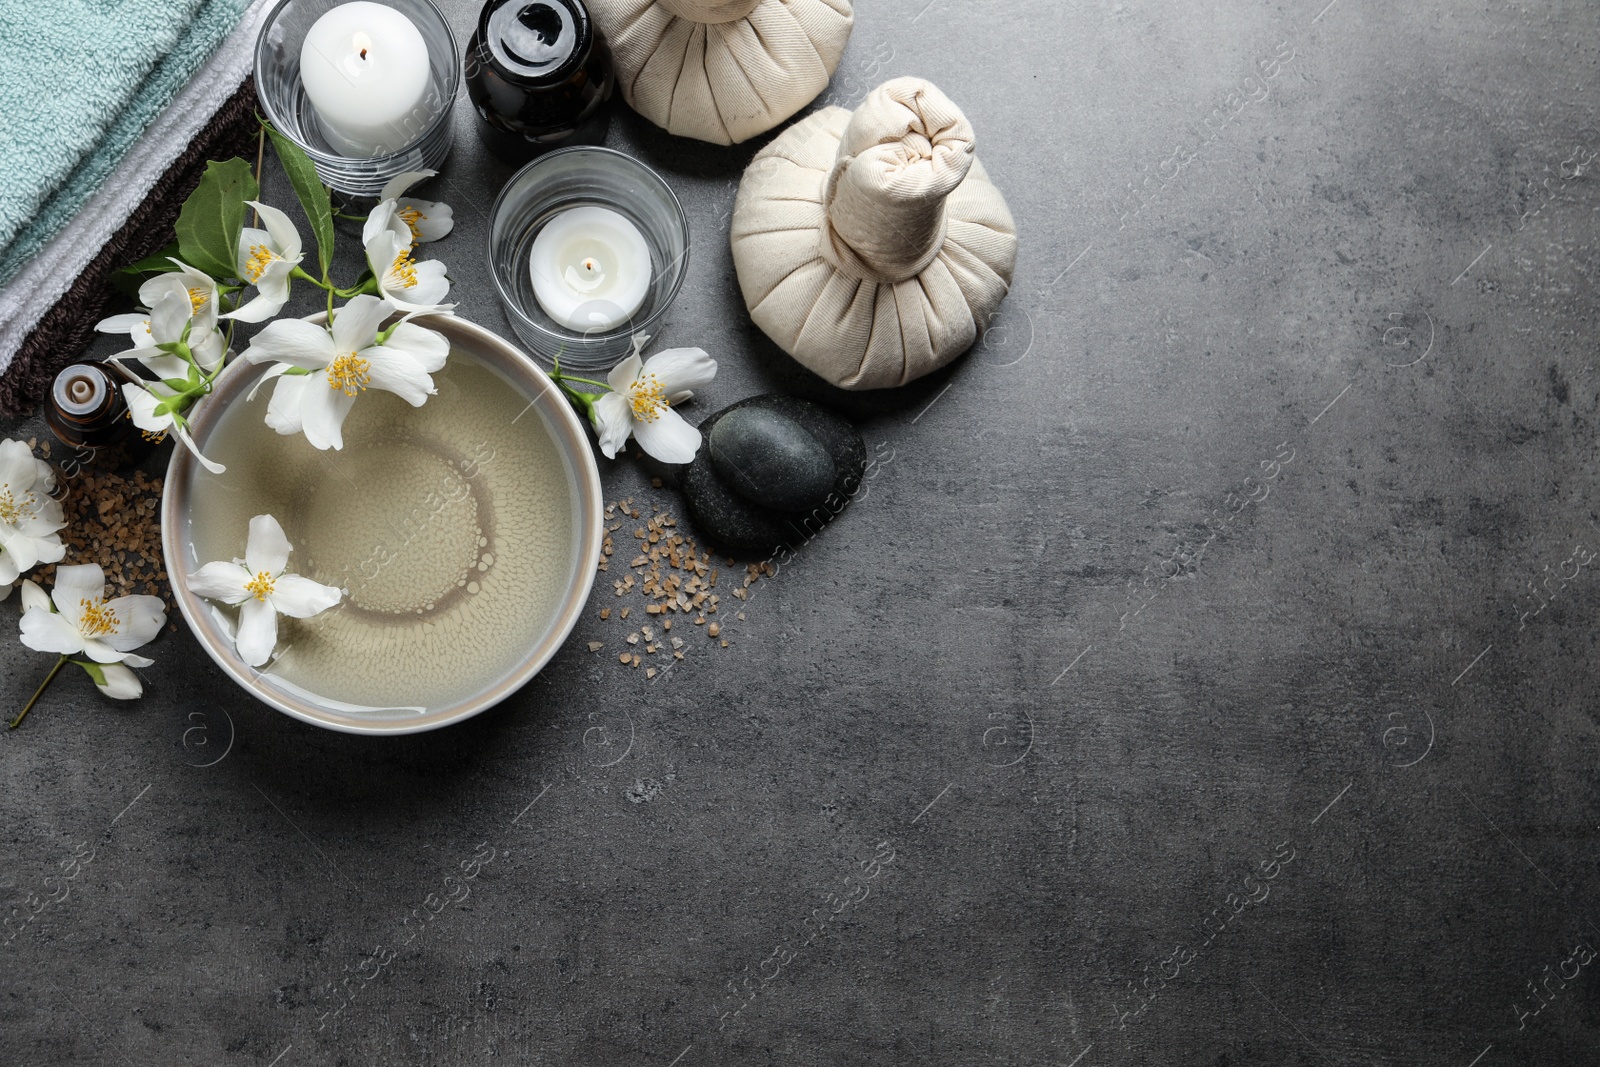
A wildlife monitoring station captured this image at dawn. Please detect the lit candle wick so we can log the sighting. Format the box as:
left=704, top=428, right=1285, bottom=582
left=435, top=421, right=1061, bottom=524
left=529, top=206, right=651, bottom=330
left=563, top=254, right=607, bottom=294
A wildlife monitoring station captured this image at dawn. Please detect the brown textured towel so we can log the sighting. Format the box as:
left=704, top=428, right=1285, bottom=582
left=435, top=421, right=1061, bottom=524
left=0, top=78, right=261, bottom=417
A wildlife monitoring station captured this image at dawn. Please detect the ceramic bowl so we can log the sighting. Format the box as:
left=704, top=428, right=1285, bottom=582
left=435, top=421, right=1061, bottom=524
left=161, top=315, right=602, bottom=735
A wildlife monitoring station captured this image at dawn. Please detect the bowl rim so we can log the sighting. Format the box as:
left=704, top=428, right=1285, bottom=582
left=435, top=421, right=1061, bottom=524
left=159, top=313, right=604, bottom=735
left=485, top=145, right=691, bottom=357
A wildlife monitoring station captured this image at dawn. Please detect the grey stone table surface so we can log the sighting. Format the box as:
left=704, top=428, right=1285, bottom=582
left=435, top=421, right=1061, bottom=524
left=6, top=0, right=1600, bottom=1064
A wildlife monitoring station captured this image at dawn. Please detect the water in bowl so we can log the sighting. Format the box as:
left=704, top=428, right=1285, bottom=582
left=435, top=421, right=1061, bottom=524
left=185, top=353, right=579, bottom=714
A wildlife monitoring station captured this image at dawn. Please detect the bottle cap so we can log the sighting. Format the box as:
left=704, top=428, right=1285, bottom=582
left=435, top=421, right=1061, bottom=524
left=52, top=364, right=114, bottom=419
left=482, top=0, right=593, bottom=86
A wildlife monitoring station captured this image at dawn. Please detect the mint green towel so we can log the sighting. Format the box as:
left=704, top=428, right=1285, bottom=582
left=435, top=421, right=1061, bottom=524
left=0, top=0, right=252, bottom=287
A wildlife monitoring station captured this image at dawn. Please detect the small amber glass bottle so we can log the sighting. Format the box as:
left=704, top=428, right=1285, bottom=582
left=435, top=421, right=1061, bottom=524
left=45, top=363, right=146, bottom=469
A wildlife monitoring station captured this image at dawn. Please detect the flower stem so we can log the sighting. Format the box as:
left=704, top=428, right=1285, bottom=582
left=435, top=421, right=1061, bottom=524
left=291, top=265, right=333, bottom=289
left=10, top=655, right=67, bottom=729
left=251, top=127, right=266, bottom=229
left=557, top=374, right=612, bottom=390
left=555, top=382, right=598, bottom=421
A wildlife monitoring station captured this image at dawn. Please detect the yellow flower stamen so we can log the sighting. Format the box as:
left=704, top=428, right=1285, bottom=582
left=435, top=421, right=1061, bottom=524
left=326, top=352, right=372, bottom=397
left=188, top=287, right=210, bottom=315
left=126, top=406, right=168, bottom=442
left=243, top=244, right=277, bottom=283
left=398, top=205, right=426, bottom=242
left=78, top=598, right=119, bottom=639
left=628, top=373, right=668, bottom=423
left=389, top=248, right=419, bottom=288
left=0, top=486, right=37, bottom=524
left=244, top=570, right=276, bottom=602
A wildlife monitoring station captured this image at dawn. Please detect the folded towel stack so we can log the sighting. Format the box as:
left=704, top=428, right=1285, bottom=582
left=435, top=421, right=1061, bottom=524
left=0, top=0, right=266, bottom=411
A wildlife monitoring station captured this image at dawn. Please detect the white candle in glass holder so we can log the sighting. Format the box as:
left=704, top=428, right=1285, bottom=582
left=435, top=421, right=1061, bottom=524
left=528, top=206, right=652, bottom=333
left=300, top=2, right=431, bottom=158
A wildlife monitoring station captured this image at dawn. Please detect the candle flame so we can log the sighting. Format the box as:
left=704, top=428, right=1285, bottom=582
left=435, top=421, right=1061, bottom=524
left=563, top=256, right=607, bottom=294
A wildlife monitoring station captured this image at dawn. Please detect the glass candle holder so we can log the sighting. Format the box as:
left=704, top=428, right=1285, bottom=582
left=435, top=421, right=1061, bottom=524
left=488, top=146, right=689, bottom=370
left=256, top=0, right=460, bottom=197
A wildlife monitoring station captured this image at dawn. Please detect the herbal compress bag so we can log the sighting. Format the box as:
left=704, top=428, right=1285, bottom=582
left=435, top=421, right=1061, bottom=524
left=586, top=0, right=853, bottom=145
left=730, top=77, right=1017, bottom=389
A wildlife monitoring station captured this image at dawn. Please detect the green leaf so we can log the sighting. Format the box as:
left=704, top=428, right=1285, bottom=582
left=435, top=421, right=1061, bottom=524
left=175, top=158, right=258, bottom=281
left=153, top=395, right=188, bottom=419
left=110, top=245, right=184, bottom=297
left=72, top=660, right=107, bottom=687
left=262, top=120, right=334, bottom=278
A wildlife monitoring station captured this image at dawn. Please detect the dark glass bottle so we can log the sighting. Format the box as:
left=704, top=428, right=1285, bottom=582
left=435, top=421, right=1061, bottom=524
left=466, top=0, right=615, bottom=163
left=45, top=362, right=146, bottom=469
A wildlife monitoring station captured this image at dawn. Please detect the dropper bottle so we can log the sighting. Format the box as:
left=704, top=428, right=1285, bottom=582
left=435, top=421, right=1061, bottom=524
left=45, top=362, right=146, bottom=469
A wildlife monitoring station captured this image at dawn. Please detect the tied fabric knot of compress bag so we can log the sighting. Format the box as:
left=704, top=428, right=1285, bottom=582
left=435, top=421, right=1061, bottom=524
left=730, top=76, right=1018, bottom=390
left=587, top=0, right=853, bottom=146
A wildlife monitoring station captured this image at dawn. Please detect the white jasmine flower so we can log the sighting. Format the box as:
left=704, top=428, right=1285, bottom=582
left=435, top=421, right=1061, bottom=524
left=591, top=337, right=717, bottom=463
left=191, top=328, right=228, bottom=375
left=123, top=380, right=181, bottom=435
left=94, top=310, right=154, bottom=349
left=137, top=260, right=220, bottom=336
left=378, top=171, right=454, bottom=243
left=363, top=202, right=451, bottom=312
left=10, top=575, right=154, bottom=725
left=77, top=661, right=143, bottom=700
left=100, top=290, right=225, bottom=383
left=19, top=577, right=48, bottom=613
left=365, top=194, right=413, bottom=247
left=226, top=201, right=304, bottom=323
left=19, top=563, right=165, bottom=668
left=122, top=380, right=225, bottom=474
left=186, top=514, right=342, bottom=667
left=0, top=440, right=66, bottom=589
left=242, top=295, right=448, bottom=450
